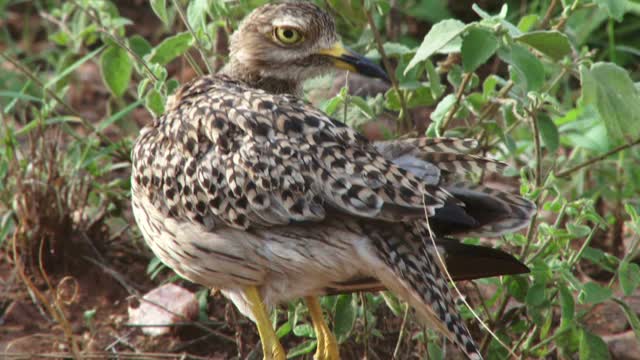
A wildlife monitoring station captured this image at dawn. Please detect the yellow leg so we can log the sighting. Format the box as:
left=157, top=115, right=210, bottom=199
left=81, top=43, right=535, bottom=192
left=244, top=287, right=286, bottom=360
left=305, top=296, right=340, bottom=360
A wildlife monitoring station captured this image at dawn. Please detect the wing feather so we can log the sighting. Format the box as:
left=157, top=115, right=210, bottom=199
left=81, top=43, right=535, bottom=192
left=149, top=75, right=448, bottom=229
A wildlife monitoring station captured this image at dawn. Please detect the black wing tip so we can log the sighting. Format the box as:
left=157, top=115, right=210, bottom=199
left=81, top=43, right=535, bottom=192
left=441, top=240, right=530, bottom=281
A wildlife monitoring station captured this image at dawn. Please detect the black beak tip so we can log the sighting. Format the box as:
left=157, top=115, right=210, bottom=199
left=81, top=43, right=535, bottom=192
left=365, top=64, right=391, bottom=84
left=341, top=53, right=391, bottom=84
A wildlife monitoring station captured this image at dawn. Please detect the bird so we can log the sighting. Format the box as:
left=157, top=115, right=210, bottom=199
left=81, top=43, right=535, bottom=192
left=131, top=2, right=535, bottom=360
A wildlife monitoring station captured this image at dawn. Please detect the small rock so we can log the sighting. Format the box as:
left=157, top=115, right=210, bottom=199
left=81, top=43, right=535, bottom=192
left=128, top=283, right=198, bottom=336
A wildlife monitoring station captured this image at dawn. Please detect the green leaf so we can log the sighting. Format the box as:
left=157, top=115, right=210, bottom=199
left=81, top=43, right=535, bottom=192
left=408, top=87, right=436, bottom=107
left=614, top=299, right=640, bottom=343
left=595, top=0, right=627, bottom=21
left=580, top=62, right=640, bottom=141
left=579, top=282, right=613, bottom=304
left=150, top=0, right=169, bottom=25
left=515, top=31, right=572, bottom=61
left=525, top=282, right=546, bottom=307
left=506, top=276, right=529, bottom=302
left=559, top=286, right=575, bottom=328
left=366, top=42, right=413, bottom=59
left=461, top=27, right=498, bottom=73
left=323, top=96, right=344, bottom=115
left=498, top=44, right=545, bottom=92
left=582, top=246, right=619, bottom=272
left=350, top=96, right=374, bottom=118
left=517, top=14, right=539, bottom=32
left=405, top=19, right=467, bottom=74
left=567, top=223, right=591, bottom=238
left=427, top=341, right=444, bottom=360
left=537, top=114, right=559, bottom=152
left=381, top=291, right=404, bottom=317
left=145, top=89, right=165, bottom=117
left=100, top=45, right=132, bottom=97
left=187, top=0, right=208, bottom=31
left=148, top=32, right=194, bottom=65
left=333, top=294, right=356, bottom=342
left=579, top=329, right=611, bottom=360
left=293, top=323, right=315, bottom=338
left=286, top=340, right=317, bottom=358
left=425, top=60, right=443, bottom=98
left=430, top=94, right=456, bottom=133
left=619, top=262, right=640, bottom=296
left=129, top=35, right=152, bottom=58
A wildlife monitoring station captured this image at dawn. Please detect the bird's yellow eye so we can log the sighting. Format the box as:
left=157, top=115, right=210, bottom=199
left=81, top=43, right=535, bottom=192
left=274, top=27, right=303, bottom=45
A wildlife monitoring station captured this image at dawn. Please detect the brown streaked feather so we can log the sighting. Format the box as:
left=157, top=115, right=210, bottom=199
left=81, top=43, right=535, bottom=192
left=133, top=75, right=454, bottom=232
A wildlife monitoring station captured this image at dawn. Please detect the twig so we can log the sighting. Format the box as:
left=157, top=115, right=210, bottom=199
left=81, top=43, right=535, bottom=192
left=70, top=0, right=160, bottom=84
left=11, top=231, right=82, bottom=360
left=362, top=2, right=413, bottom=133
left=361, top=292, right=369, bottom=359
left=392, top=305, right=409, bottom=359
left=440, top=72, right=473, bottom=133
left=555, top=136, right=640, bottom=178
left=171, top=0, right=213, bottom=75
left=529, top=109, right=543, bottom=188
left=538, top=0, right=559, bottom=30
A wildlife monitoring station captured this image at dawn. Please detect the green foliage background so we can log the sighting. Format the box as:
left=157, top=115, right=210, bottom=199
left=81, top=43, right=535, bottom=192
left=2, top=0, right=640, bottom=359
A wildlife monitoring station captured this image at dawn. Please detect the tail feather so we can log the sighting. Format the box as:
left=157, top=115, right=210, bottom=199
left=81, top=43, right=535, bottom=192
left=436, top=183, right=536, bottom=237
left=360, top=222, right=484, bottom=360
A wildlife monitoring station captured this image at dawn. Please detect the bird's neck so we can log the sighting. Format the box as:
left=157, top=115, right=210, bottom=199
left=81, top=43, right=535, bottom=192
left=220, top=61, right=303, bottom=96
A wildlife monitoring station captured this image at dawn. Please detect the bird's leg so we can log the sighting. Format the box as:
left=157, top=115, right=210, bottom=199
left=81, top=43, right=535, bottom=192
left=244, top=286, right=286, bottom=360
left=305, top=296, right=340, bottom=360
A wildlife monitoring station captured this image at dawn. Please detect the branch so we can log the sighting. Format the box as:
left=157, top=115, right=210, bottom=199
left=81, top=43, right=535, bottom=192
left=555, top=136, right=640, bottom=178
left=440, top=72, right=472, bottom=133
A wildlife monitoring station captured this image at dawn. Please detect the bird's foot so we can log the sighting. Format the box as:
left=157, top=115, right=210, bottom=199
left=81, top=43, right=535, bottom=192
left=314, top=329, right=340, bottom=360
left=263, top=342, right=286, bottom=360
left=243, top=286, right=286, bottom=360
left=305, top=296, right=340, bottom=360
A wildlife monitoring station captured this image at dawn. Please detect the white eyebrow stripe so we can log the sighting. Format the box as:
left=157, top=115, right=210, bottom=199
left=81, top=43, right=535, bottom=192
left=272, top=15, right=307, bottom=29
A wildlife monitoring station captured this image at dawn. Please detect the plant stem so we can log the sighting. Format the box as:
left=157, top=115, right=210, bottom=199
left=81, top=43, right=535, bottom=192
left=555, top=136, right=640, bottom=178
left=392, top=305, right=409, bottom=359
left=440, top=72, right=472, bottom=134
left=172, top=0, right=213, bottom=74
left=538, top=0, right=559, bottom=30
left=71, top=0, right=159, bottom=84
left=363, top=2, right=412, bottom=133
left=529, top=109, right=543, bottom=188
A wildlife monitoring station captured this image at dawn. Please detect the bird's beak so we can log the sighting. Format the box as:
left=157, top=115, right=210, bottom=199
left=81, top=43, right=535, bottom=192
left=317, top=42, right=390, bottom=83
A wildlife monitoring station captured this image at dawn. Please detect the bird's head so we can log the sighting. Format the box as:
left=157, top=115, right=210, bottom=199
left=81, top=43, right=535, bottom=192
left=226, top=1, right=389, bottom=94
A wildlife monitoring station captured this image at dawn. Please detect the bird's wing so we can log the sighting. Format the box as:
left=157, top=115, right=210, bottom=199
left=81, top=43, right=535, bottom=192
left=374, top=138, right=536, bottom=236
left=154, top=75, right=452, bottom=229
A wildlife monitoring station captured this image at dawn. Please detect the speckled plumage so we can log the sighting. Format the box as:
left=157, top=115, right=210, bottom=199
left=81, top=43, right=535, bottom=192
left=131, top=3, right=535, bottom=359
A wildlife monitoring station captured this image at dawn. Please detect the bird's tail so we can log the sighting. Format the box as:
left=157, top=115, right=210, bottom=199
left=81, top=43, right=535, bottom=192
left=361, top=222, right=483, bottom=360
